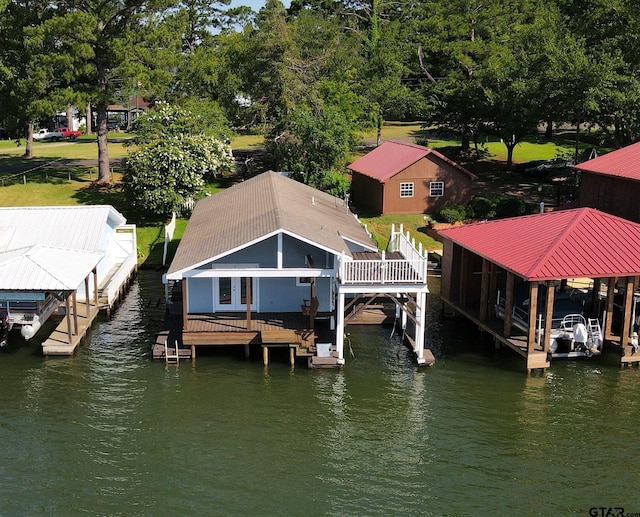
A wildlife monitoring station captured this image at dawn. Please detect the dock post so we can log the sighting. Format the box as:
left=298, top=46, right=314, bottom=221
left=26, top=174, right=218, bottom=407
left=289, top=347, right=295, bottom=367
left=245, top=344, right=250, bottom=359
left=263, top=346, right=269, bottom=366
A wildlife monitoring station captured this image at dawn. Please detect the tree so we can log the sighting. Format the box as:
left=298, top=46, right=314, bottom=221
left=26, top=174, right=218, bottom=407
left=33, top=0, right=178, bottom=184
left=123, top=103, right=234, bottom=217
left=0, top=0, right=78, bottom=155
left=267, top=98, right=359, bottom=189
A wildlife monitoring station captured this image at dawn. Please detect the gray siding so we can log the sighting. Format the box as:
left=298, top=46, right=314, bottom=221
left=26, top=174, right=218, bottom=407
left=258, top=276, right=332, bottom=312
left=188, top=277, right=214, bottom=313
left=282, top=234, right=332, bottom=268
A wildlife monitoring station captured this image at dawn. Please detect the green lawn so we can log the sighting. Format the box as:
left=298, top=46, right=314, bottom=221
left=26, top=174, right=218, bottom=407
left=359, top=213, right=440, bottom=253
left=0, top=122, right=599, bottom=263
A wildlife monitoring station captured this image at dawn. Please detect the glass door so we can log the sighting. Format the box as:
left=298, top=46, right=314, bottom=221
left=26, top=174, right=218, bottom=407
left=216, top=277, right=256, bottom=310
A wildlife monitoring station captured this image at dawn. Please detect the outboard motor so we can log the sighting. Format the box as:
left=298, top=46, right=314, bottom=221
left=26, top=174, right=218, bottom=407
left=573, top=323, right=590, bottom=355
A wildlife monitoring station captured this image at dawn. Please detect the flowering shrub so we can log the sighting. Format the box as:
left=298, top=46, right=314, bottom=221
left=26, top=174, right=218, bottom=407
left=124, top=134, right=233, bottom=217
left=123, top=103, right=233, bottom=217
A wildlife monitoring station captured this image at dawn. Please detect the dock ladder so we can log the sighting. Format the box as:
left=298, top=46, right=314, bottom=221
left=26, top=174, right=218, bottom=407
left=164, top=339, right=180, bottom=364
left=587, top=318, right=603, bottom=347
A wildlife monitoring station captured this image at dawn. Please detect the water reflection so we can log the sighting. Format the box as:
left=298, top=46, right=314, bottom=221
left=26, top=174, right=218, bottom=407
left=0, top=272, right=639, bottom=515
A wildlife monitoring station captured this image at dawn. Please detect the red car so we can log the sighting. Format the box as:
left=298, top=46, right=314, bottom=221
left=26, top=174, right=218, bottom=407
left=57, top=127, right=82, bottom=140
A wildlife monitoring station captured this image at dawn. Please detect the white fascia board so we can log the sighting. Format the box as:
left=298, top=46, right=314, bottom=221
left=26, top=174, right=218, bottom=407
left=184, top=268, right=328, bottom=279
left=340, top=235, right=378, bottom=252
left=166, top=230, right=283, bottom=280
left=279, top=229, right=349, bottom=258
left=338, top=284, right=429, bottom=295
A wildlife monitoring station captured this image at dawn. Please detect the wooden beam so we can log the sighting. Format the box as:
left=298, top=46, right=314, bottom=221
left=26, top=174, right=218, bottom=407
left=621, top=276, right=635, bottom=347
left=590, top=278, right=600, bottom=315
left=458, top=248, right=467, bottom=306
left=65, top=296, right=72, bottom=344
left=489, top=263, right=498, bottom=310
left=93, top=267, right=98, bottom=307
left=84, top=276, right=91, bottom=318
left=479, top=258, right=490, bottom=321
left=72, top=291, right=79, bottom=336
left=246, top=277, right=252, bottom=331
left=543, top=281, right=556, bottom=353
left=503, top=272, right=515, bottom=337
left=526, top=282, right=539, bottom=354
left=605, top=277, right=616, bottom=339
left=182, top=281, right=188, bottom=331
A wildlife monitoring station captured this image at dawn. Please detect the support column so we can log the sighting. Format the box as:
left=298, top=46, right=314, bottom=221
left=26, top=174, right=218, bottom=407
left=543, top=281, right=556, bottom=353
left=489, top=263, right=498, bottom=313
left=262, top=346, right=269, bottom=366
left=479, top=258, right=490, bottom=321
left=621, top=276, right=634, bottom=347
left=289, top=347, right=295, bottom=367
left=458, top=248, right=468, bottom=307
left=93, top=267, right=98, bottom=307
left=590, top=278, right=600, bottom=316
left=65, top=296, right=72, bottom=344
left=415, top=291, right=427, bottom=363
left=182, top=280, right=188, bottom=330
left=503, top=272, right=515, bottom=337
left=526, top=282, right=539, bottom=354
left=336, top=291, right=345, bottom=364
left=605, top=277, right=616, bottom=340
left=246, top=277, right=252, bottom=331
left=72, top=291, right=79, bottom=336
left=84, top=276, right=91, bottom=318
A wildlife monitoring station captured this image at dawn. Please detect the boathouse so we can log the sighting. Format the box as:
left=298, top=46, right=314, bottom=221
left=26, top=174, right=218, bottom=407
left=439, top=207, right=640, bottom=372
left=576, top=141, right=640, bottom=223
left=348, top=140, right=477, bottom=215
left=0, top=206, right=137, bottom=354
left=162, top=171, right=432, bottom=367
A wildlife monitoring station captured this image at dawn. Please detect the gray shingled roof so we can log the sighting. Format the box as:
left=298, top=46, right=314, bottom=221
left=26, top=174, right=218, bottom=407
left=167, top=171, right=375, bottom=276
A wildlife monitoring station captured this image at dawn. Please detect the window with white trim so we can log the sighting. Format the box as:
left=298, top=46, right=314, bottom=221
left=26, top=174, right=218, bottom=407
left=429, top=181, right=445, bottom=197
left=400, top=182, right=414, bottom=198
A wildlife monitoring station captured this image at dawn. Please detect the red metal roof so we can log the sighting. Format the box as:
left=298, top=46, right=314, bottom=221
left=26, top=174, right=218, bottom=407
left=438, top=207, right=640, bottom=280
left=575, top=141, right=640, bottom=181
left=347, top=140, right=477, bottom=182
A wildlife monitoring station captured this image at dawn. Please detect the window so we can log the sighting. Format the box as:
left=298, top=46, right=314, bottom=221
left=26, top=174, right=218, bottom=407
left=400, top=182, right=414, bottom=198
left=429, top=181, right=445, bottom=197
left=297, top=277, right=312, bottom=286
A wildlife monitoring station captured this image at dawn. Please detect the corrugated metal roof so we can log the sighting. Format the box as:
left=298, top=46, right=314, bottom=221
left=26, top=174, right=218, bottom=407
left=438, top=207, right=640, bottom=280
left=0, top=205, right=125, bottom=252
left=0, top=245, right=103, bottom=290
left=168, top=171, right=376, bottom=276
left=347, top=140, right=477, bottom=182
left=575, top=141, right=640, bottom=181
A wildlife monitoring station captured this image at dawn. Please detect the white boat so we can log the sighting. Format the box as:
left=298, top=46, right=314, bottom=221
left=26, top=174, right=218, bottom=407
left=0, top=293, right=60, bottom=343
left=547, top=314, right=603, bottom=358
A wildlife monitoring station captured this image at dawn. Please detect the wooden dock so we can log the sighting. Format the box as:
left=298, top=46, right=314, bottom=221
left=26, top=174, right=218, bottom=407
left=41, top=262, right=137, bottom=356
left=42, top=302, right=100, bottom=355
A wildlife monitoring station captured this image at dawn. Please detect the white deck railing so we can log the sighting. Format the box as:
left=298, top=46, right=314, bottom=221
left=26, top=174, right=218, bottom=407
left=339, top=224, right=428, bottom=285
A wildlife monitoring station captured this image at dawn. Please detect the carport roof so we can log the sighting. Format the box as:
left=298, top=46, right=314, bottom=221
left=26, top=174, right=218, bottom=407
left=438, top=207, right=640, bottom=281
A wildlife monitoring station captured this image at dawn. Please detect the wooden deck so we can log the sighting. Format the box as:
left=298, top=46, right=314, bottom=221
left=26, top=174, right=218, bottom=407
left=41, top=302, right=100, bottom=356
left=182, top=313, right=318, bottom=348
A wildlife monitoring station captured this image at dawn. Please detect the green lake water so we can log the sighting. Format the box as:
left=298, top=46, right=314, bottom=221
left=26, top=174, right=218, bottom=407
left=0, top=270, right=639, bottom=516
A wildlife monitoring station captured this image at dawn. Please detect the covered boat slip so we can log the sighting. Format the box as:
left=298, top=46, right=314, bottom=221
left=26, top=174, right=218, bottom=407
left=439, top=208, right=640, bottom=372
